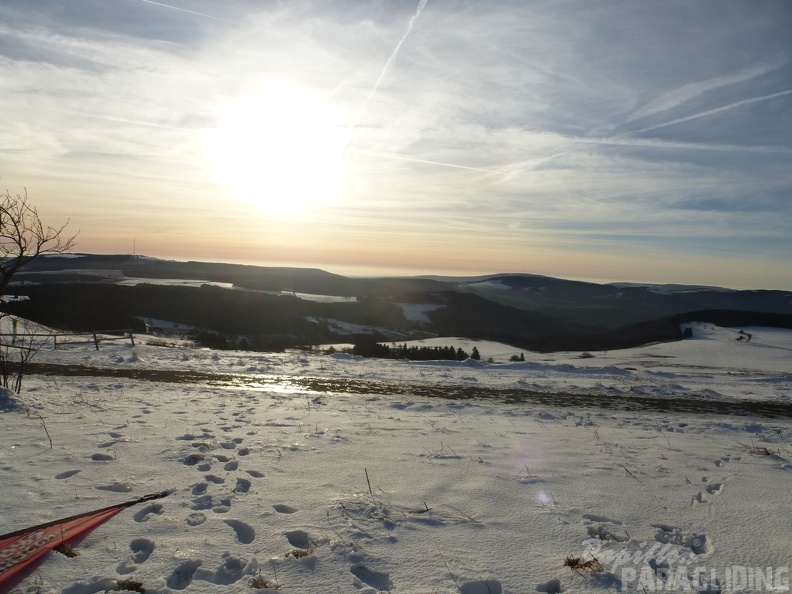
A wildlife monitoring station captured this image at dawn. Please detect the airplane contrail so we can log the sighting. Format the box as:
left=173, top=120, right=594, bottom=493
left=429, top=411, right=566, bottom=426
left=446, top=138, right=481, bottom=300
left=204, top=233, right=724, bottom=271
left=135, top=0, right=240, bottom=24
left=356, top=0, right=429, bottom=120
left=634, top=89, right=792, bottom=134
left=54, top=108, right=188, bottom=130
left=348, top=147, right=494, bottom=173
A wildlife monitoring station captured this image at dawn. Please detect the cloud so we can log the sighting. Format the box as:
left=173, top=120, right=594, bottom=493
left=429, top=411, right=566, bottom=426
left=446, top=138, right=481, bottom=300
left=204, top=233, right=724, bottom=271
left=134, top=0, right=241, bottom=25
left=632, top=89, right=792, bottom=134
left=626, top=61, right=787, bottom=124
left=1, top=0, right=790, bottom=288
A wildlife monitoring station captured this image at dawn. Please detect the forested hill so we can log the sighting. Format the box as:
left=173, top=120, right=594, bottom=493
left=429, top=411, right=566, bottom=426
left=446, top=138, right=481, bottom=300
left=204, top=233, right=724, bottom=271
left=4, top=254, right=791, bottom=352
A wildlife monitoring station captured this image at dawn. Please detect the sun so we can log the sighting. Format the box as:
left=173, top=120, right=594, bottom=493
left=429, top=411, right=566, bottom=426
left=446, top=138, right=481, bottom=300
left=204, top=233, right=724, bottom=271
left=207, top=84, right=349, bottom=216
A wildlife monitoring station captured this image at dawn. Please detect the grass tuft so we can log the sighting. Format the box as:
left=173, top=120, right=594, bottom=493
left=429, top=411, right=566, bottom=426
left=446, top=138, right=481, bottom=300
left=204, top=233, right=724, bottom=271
left=53, top=543, right=79, bottom=557
left=565, top=554, right=603, bottom=579
left=285, top=548, right=314, bottom=559
left=250, top=571, right=280, bottom=589
left=116, top=579, right=145, bottom=593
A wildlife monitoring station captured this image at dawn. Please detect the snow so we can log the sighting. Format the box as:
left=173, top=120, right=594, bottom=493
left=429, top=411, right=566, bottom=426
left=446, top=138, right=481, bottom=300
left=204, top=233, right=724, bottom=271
left=305, top=317, right=411, bottom=341
left=609, top=282, right=733, bottom=295
left=396, top=304, right=444, bottom=324
left=118, top=279, right=235, bottom=290
left=137, top=318, right=198, bottom=333
left=240, top=291, right=356, bottom=304
left=465, top=279, right=513, bottom=291
left=1, top=321, right=791, bottom=593
left=288, top=293, right=355, bottom=304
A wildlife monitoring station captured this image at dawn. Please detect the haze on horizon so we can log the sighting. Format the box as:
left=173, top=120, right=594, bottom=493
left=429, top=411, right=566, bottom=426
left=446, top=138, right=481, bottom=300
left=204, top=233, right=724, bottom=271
left=1, top=1, right=790, bottom=290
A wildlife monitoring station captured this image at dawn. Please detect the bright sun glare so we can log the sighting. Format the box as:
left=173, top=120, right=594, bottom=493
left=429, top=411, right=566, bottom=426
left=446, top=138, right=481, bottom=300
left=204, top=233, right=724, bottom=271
left=208, top=85, right=349, bottom=216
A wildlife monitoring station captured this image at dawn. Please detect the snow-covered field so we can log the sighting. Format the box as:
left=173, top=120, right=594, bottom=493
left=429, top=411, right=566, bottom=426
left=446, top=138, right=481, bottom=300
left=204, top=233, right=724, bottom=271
left=1, top=323, right=791, bottom=593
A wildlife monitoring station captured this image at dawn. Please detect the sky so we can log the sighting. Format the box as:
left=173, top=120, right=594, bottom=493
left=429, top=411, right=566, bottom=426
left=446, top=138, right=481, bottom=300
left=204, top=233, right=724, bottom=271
left=1, top=0, right=791, bottom=290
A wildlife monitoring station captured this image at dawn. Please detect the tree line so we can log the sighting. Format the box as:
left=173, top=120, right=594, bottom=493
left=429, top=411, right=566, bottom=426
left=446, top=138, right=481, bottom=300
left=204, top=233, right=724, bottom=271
left=351, top=340, right=481, bottom=361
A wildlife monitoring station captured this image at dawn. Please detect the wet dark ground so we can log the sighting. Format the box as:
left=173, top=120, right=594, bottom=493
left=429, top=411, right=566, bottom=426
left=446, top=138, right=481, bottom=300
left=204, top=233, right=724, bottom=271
left=26, top=362, right=792, bottom=419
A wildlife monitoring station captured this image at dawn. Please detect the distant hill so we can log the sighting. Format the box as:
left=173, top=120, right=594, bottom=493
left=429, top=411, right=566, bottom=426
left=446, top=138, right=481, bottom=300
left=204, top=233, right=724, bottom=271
left=457, top=274, right=792, bottom=327
left=4, top=254, right=791, bottom=352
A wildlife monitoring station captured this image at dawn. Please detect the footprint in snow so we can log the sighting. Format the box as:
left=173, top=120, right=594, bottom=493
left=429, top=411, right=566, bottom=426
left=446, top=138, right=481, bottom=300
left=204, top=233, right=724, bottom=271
left=224, top=460, right=238, bottom=471
left=459, top=579, right=502, bottom=594
left=167, top=560, right=202, bottom=590
left=182, top=453, right=204, bottom=466
left=191, top=482, right=208, bottom=495
left=212, top=496, right=233, bottom=513
left=91, top=453, right=114, bottom=461
left=234, top=478, right=251, bottom=493
left=133, top=503, right=163, bottom=523
left=206, top=474, right=225, bottom=484
left=196, top=556, right=251, bottom=586
left=55, top=469, right=81, bottom=479
left=693, top=480, right=725, bottom=505
left=536, top=578, right=562, bottom=594
left=190, top=495, right=214, bottom=511
left=350, top=565, right=394, bottom=592
left=225, top=519, right=255, bottom=544
left=186, top=512, right=206, bottom=526
left=246, top=469, right=265, bottom=478
left=129, top=538, right=154, bottom=563
left=273, top=504, right=297, bottom=514
left=705, top=482, right=724, bottom=495
left=284, top=529, right=312, bottom=549
left=687, top=533, right=711, bottom=555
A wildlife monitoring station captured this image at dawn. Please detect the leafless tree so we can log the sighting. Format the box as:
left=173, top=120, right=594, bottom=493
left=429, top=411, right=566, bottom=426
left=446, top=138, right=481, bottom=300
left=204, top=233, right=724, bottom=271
left=1, top=188, right=77, bottom=295
left=0, top=317, right=51, bottom=394
left=0, top=188, right=77, bottom=393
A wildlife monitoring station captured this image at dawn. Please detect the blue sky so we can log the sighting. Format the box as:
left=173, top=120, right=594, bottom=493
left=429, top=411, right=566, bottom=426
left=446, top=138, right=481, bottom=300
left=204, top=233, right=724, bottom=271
left=1, top=0, right=790, bottom=288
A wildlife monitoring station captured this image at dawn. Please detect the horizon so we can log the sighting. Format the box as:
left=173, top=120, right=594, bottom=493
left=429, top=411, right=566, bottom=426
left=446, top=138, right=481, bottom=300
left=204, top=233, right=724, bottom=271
left=49, top=251, right=784, bottom=292
left=2, top=1, right=791, bottom=291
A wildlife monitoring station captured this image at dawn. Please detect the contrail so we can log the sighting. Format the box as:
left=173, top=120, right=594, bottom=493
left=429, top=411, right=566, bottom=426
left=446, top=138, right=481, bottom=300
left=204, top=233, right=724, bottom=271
left=348, top=146, right=494, bottom=173
left=54, top=108, right=188, bottom=130
left=626, top=60, right=784, bottom=124
left=635, top=89, right=792, bottom=134
left=344, top=0, right=429, bottom=160
left=135, top=0, right=240, bottom=24
left=356, top=0, right=429, bottom=119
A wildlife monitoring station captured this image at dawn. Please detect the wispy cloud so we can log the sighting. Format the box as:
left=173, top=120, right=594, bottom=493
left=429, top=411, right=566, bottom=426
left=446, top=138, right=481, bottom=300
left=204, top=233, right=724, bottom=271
left=626, top=61, right=786, bottom=123
left=134, top=0, right=241, bottom=24
left=348, top=147, right=493, bottom=173
left=1, top=0, right=790, bottom=288
left=634, top=89, right=792, bottom=134
left=356, top=0, right=429, bottom=118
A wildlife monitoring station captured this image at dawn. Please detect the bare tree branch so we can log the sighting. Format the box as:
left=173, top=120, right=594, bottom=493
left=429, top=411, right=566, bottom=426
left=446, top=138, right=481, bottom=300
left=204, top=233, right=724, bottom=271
left=0, top=189, right=78, bottom=295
